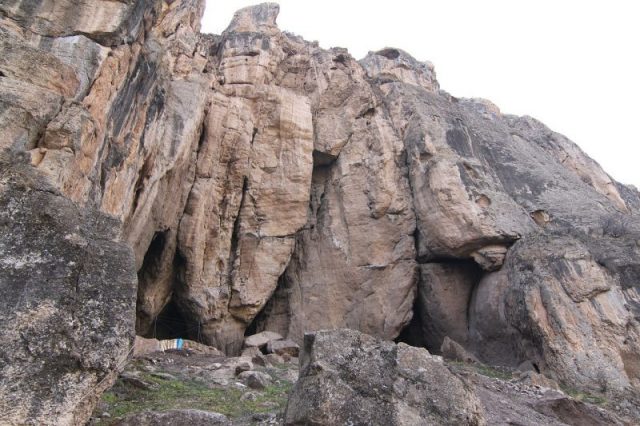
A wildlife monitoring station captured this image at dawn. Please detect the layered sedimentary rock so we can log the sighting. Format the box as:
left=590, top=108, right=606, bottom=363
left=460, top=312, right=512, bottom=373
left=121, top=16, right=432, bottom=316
left=2, top=0, right=640, bottom=422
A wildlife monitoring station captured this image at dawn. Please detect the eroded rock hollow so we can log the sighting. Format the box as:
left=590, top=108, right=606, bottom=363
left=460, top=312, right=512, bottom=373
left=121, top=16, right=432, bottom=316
left=2, top=0, right=640, bottom=424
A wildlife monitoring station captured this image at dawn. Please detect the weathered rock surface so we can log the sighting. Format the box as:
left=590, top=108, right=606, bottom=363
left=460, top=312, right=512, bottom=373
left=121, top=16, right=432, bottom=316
left=418, top=261, right=480, bottom=351
left=364, top=48, right=640, bottom=398
left=96, top=332, right=637, bottom=425
left=285, top=329, right=485, bottom=425
left=0, top=156, right=137, bottom=425
left=267, top=339, right=299, bottom=357
left=243, top=331, right=283, bottom=349
left=469, top=233, right=640, bottom=394
left=115, top=409, right=229, bottom=426
left=3, top=0, right=640, bottom=421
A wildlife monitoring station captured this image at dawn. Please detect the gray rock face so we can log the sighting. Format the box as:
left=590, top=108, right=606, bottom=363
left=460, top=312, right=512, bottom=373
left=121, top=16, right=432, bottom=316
left=469, top=233, right=640, bottom=394
left=364, top=58, right=640, bottom=395
left=284, top=329, right=485, bottom=425
left=0, top=156, right=137, bottom=425
left=0, top=0, right=156, bottom=46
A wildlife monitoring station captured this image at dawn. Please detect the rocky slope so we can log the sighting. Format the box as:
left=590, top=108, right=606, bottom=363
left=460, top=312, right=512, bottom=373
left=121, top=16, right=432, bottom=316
left=92, top=330, right=636, bottom=425
left=1, top=0, right=640, bottom=424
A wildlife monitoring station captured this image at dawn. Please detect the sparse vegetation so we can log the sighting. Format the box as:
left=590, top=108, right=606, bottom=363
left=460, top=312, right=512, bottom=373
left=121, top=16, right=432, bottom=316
left=95, top=371, right=293, bottom=424
left=601, top=213, right=631, bottom=238
left=560, top=386, right=608, bottom=406
left=447, top=360, right=514, bottom=380
left=474, top=364, right=514, bottom=380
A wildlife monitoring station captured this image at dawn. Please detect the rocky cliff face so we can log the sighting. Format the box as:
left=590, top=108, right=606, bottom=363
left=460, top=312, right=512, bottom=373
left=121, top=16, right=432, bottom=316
left=2, top=0, right=640, bottom=424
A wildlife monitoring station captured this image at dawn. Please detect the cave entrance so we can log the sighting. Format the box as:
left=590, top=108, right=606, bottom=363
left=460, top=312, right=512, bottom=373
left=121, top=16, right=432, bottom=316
left=245, top=273, right=291, bottom=339
left=135, top=230, right=200, bottom=342
left=395, top=258, right=485, bottom=356
left=149, top=298, right=198, bottom=341
left=394, top=296, right=427, bottom=348
left=137, top=230, right=168, bottom=286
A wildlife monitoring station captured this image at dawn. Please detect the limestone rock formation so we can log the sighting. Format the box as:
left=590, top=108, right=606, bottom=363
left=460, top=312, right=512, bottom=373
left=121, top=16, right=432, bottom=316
left=2, top=0, right=640, bottom=422
left=284, top=329, right=485, bottom=425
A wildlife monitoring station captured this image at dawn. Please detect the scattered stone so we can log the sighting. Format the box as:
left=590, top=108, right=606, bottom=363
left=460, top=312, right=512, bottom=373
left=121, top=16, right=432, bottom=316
left=252, top=354, right=268, bottom=367
left=244, top=331, right=283, bottom=350
left=252, top=412, right=277, bottom=422
left=517, top=371, right=561, bottom=391
left=266, top=339, right=300, bottom=357
left=241, top=346, right=262, bottom=358
left=115, top=409, right=229, bottom=425
left=265, top=353, right=285, bottom=366
left=120, top=373, right=156, bottom=391
left=234, top=360, right=254, bottom=376
left=440, top=336, right=479, bottom=364
left=238, top=371, right=272, bottom=390
left=150, top=372, right=177, bottom=381
left=240, top=392, right=258, bottom=402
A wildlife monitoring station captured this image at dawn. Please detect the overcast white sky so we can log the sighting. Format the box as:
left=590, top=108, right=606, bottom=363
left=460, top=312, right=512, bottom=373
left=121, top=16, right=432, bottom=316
left=202, top=1, right=640, bottom=186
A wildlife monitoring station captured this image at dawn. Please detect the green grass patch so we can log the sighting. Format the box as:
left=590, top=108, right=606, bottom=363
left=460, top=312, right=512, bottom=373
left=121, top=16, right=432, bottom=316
left=475, top=364, right=513, bottom=380
left=95, top=372, right=293, bottom=424
left=560, top=386, right=608, bottom=406
left=446, top=360, right=513, bottom=380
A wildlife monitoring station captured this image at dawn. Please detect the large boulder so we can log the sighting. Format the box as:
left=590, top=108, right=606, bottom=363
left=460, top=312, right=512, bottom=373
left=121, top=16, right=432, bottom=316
left=244, top=331, right=283, bottom=349
left=0, top=156, right=137, bottom=425
left=284, top=329, right=485, bottom=425
left=469, top=233, right=640, bottom=394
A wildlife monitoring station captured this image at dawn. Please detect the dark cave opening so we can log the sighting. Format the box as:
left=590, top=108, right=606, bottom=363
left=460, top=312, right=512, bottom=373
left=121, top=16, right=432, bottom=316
left=135, top=230, right=169, bottom=337
left=149, top=298, right=191, bottom=340
left=395, top=295, right=427, bottom=349
left=244, top=315, right=259, bottom=337
left=396, top=258, right=486, bottom=356
left=245, top=273, right=291, bottom=339
left=376, top=48, right=400, bottom=60
left=137, top=230, right=168, bottom=283
left=146, top=248, right=202, bottom=341
left=135, top=231, right=200, bottom=342
left=312, top=149, right=337, bottom=167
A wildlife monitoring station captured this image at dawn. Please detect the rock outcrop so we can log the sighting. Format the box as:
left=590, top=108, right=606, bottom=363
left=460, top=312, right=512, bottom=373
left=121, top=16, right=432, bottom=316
left=0, top=155, right=137, bottom=425
left=2, top=0, right=640, bottom=422
left=285, top=329, right=485, bottom=425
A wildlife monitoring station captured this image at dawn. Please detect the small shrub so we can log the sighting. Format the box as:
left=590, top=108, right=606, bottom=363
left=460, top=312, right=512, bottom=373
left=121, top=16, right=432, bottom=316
left=601, top=214, right=630, bottom=238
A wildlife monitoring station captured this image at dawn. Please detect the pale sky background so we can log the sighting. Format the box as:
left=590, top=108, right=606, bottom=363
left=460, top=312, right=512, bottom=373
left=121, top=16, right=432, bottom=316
left=202, top=1, right=640, bottom=187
